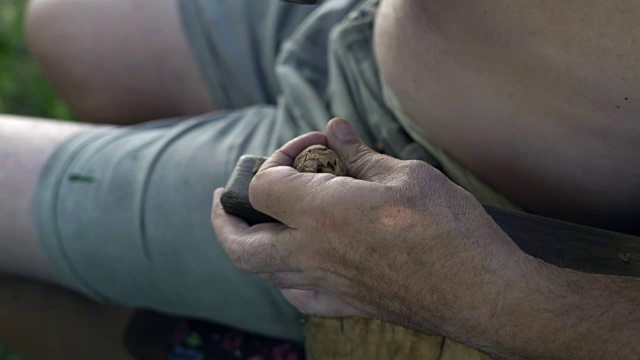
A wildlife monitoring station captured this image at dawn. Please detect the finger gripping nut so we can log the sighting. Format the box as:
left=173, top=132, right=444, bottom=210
left=293, top=145, right=346, bottom=176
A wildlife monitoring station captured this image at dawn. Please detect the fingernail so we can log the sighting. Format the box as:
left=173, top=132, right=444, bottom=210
left=332, top=119, right=358, bottom=141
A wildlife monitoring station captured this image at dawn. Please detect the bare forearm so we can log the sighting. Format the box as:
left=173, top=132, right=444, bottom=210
left=433, top=256, right=640, bottom=359
left=511, top=261, right=640, bottom=359
left=210, top=120, right=639, bottom=359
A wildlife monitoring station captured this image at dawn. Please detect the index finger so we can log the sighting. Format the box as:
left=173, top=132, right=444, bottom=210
left=249, top=132, right=333, bottom=224
left=212, top=188, right=300, bottom=273
left=258, top=131, right=327, bottom=172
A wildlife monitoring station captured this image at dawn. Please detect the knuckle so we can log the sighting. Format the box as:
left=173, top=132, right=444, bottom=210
left=249, top=171, right=270, bottom=208
left=348, top=150, right=380, bottom=175
left=227, top=241, right=253, bottom=272
left=272, top=148, right=288, bottom=160
left=383, top=160, right=453, bottom=210
left=400, top=160, right=448, bottom=188
left=349, top=146, right=377, bottom=164
left=404, top=160, right=434, bottom=178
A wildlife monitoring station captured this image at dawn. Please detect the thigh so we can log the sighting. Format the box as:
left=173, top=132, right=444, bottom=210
left=34, top=106, right=306, bottom=341
left=27, top=0, right=215, bottom=124
left=0, top=115, right=88, bottom=284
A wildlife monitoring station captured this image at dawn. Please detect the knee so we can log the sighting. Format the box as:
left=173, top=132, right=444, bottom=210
left=26, top=0, right=109, bottom=122
left=26, top=0, right=86, bottom=75
left=26, top=0, right=74, bottom=71
left=26, top=0, right=65, bottom=45
left=26, top=0, right=174, bottom=124
left=26, top=0, right=214, bottom=124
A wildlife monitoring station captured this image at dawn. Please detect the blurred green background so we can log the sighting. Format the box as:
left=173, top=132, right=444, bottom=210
left=0, top=345, right=22, bottom=360
left=0, top=0, right=74, bottom=120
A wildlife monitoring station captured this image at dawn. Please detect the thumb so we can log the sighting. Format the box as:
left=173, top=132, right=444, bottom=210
left=325, top=118, right=399, bottom=181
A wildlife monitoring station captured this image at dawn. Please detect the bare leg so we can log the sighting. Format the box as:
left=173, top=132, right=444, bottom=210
left=0, top=115, right=87, bottom=283
left=27, top=0, right=215, bottom=125
left=10, top=0, right=217, bottom=276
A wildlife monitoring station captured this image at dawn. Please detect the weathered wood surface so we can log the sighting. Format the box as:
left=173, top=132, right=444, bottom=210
left=304, top=317, right=492, bottom=360
left=221, top=155, right=640, bottom=360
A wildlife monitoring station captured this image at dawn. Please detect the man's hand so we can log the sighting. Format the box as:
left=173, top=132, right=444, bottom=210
left=212, top=118, right=640, bottom=359
left=211, top=118, right=529, bottom=330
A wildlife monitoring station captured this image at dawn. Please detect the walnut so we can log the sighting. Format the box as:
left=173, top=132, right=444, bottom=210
left=293, top=145, right=346, bottom=176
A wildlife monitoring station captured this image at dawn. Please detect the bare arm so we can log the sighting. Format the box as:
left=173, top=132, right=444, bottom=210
left=211, top=119, right=640, bottom=359
left=440, top=256, right=640, bottom=359
left=0, top=115, right=86, bottom=283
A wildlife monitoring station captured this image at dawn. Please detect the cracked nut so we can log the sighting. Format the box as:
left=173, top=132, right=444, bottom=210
left=293, top=145, right=346, bottom=176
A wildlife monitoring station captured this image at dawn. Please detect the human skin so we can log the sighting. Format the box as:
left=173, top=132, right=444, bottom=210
left=375, top=0, right=640, bottom=234
left=211, top=118, right=640, bottom=359
left=1, top=0, right=639, bottom=356
left=27, top=0, right=214, bottom=124
left=0, top=115, right=87, bottom=283
left=1, top=0, right=213, bottom=279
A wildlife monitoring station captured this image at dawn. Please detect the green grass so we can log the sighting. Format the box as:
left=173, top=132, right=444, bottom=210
left=0, top=0, right=74, bottom=120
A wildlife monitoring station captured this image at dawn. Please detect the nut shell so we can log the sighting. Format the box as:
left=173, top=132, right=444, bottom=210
left=293, top=145, right=346, bottom=176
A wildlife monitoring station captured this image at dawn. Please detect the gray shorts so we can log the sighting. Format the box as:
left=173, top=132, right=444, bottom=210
left=34, top=0, right=433, bottom=341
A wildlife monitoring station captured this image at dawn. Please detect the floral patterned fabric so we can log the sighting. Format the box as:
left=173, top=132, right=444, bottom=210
left=164, top=318, right=304, bottom=360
